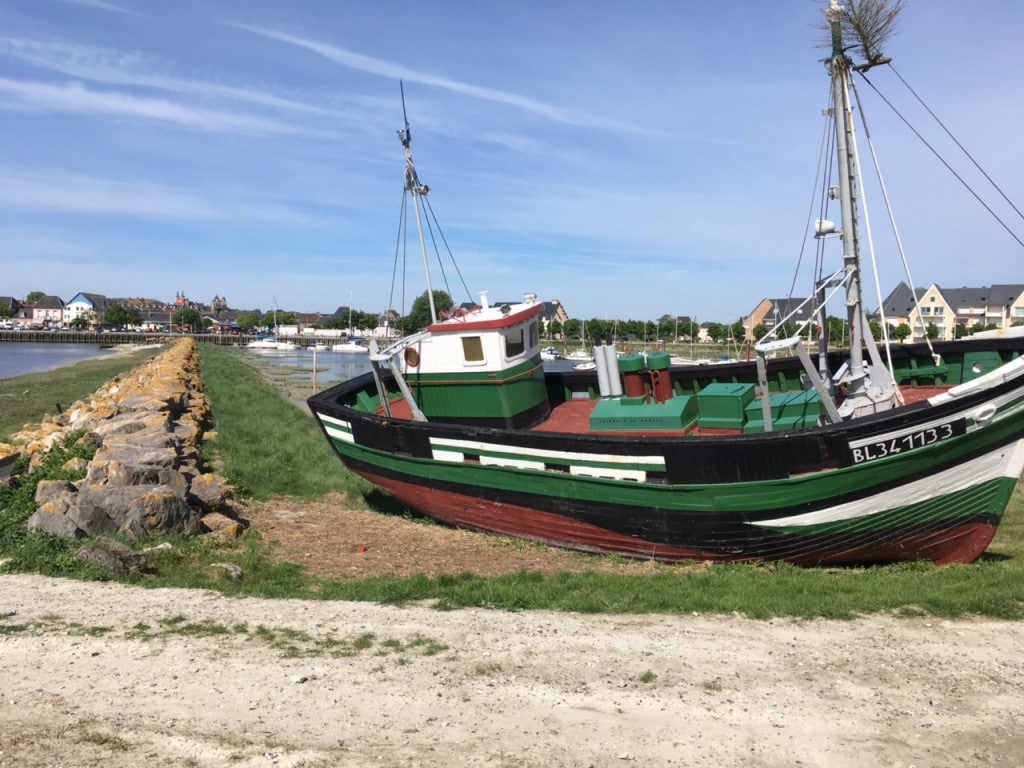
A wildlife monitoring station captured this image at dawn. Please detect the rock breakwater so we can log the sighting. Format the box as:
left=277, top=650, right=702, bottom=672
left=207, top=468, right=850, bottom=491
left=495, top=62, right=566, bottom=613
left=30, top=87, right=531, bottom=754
left=0, top=339, right=241, bottom=540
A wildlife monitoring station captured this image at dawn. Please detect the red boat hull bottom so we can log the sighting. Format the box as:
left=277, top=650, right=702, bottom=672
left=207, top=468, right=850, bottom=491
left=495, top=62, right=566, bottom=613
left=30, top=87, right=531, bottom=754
left=354, top=469, right=998, bottom=566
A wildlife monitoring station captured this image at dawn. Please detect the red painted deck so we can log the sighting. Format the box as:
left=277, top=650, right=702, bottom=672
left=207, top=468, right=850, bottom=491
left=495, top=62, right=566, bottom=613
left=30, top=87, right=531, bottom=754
left=380, top=384, right=949, bottom=436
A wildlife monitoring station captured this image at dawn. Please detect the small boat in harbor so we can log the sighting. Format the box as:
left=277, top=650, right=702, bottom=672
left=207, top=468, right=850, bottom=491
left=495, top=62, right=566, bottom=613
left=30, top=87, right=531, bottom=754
left=333, top=337, right=369, bottom=354
left=246, top=337, right=299, bottom=351
left=564, top=320, right=594, bottom=364
left=309, top=2, right=1024, bottom=566
left=246, top=336, right=284, bottom=351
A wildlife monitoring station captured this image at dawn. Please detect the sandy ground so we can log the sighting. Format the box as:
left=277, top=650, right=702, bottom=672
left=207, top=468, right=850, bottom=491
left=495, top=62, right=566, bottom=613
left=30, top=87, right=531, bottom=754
left=2, top=574, right=1023, bottom=767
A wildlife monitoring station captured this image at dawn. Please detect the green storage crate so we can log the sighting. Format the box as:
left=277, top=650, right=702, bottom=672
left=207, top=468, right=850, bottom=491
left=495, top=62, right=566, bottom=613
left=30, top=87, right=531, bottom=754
left=743, top=390, right=821, bottom=433
left=696, top=382, right=755, bottom=429
left=589, top=395, right=698, bottom=431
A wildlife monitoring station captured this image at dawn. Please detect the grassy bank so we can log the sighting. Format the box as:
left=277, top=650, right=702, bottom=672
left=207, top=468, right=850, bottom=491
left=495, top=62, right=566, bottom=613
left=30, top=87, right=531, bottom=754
left=197, top=345, right=368, bottom=500
left=0, top=347, right=162, bottom=439
left=1, top=344, right=1022, bottom=618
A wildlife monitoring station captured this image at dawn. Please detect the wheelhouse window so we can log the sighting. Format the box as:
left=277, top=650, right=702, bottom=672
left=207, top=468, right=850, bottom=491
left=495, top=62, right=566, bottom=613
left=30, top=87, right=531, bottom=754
left=505, top=327, right=525, bottom=358
left=529, top=320, right=539, bottom=348
left=462, top=336, right=484, bottom=362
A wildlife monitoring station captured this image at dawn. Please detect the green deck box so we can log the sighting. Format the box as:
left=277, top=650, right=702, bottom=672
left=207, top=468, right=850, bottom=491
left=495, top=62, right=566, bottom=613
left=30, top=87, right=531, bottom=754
left=696, top=382, right=755, bottom=429
left=743, top=390, right=822, bottom=433
left=589, top=395, right=698, bottom=431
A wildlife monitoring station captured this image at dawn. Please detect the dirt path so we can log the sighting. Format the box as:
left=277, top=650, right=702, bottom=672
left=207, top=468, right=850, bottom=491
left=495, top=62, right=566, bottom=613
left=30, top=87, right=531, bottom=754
left=2, top=573, right=1023, bottom=767
left=243, top=496, right=667, bottom=579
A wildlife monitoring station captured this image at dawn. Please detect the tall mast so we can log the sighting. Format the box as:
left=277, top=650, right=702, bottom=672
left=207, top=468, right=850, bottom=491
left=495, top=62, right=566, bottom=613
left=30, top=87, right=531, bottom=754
left=399, top=81, right=438, bottom=324
left=753, top=0, right=900, bottom=427
left=826, top=0, right=899, bottom=419
left=827, top=1, right=867, bottom=401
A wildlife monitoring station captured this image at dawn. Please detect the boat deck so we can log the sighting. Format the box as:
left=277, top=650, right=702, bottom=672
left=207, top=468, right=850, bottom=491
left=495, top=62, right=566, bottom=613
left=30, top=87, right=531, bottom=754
left=381, top=384, right=948, bottom=437
left=538, top=385, right=945, bottom=436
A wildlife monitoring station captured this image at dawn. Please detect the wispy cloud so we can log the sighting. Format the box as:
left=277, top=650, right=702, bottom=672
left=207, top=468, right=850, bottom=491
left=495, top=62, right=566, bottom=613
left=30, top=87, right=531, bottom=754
left=0, top=168, right=326, bottom=226
left=0, top=76, right=314, bottom=135
left=4, top=39, right=341, bottom=118
left=58, top=0, right=136, bottom=14
left=238, top=26, right=577, bottom=120
left=236, top=25, right=663, bottom=137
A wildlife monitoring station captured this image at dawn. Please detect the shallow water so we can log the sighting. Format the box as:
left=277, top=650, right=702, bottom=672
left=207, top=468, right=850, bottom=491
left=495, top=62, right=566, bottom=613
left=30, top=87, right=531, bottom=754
left=0, top=342, right=116, bottom=380
left=241, top=346, right=374, bottom=388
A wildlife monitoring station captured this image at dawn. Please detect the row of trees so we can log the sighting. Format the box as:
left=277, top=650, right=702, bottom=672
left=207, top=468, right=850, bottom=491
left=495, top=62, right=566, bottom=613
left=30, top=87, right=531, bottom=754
left=381, top=292, right=1014, bottom=344
left=5, top=289, right=1010, bottom=341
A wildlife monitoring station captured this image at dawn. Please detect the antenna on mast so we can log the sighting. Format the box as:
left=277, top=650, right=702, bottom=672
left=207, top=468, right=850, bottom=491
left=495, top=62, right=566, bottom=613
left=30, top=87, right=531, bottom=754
left=399, top=80, right=411, bottom=148
left=395, top=81, right=437, bottom=324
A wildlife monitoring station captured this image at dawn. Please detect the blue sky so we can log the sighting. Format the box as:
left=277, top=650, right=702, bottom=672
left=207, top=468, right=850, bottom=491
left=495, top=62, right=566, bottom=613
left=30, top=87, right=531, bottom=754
left=2, top=0, right=1022, bottom=324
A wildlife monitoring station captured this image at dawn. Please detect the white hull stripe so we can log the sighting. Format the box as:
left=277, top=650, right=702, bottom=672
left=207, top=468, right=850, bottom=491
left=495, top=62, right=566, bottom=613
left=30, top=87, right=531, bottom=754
left=319, top=413, right=351, bottom=429
left=430, top=436, right=666, bottom=469
left=325, top=426, right=354, bottom=444
left=318, top=414, right=354, bottom=444
left=928, top=356, right=1024, bottom=405
left=758, top=439, right=1024, bottom=528
left=850, top=382, right=1024, bottom=450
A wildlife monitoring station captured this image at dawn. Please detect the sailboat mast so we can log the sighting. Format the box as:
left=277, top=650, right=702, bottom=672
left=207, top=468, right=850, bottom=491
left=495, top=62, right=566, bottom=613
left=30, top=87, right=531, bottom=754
left=399, top=83, right=438, bottom=324
left=827, top=2, right=866, bottom=395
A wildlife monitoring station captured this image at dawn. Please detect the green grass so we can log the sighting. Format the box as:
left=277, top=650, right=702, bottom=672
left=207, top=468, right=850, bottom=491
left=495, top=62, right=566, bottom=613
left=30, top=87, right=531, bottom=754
left=0, top=347, right=161, bottom=439
left=1, top=341, right=1023, bottom=619
left=197, top=345, right=370, bottom=500
left=0, top=433, right=101, bottom=575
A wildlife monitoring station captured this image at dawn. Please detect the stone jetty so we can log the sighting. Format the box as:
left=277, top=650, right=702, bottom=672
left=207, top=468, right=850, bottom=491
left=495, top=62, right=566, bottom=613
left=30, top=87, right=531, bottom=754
left=1, top=339, right=242, bottom=540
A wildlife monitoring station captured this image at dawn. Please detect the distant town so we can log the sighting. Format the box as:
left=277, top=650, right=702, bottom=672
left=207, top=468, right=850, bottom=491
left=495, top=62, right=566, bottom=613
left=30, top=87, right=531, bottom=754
left=2, top=281, right=1022, bottom=344
left=0, top=290, right=391, bottom=340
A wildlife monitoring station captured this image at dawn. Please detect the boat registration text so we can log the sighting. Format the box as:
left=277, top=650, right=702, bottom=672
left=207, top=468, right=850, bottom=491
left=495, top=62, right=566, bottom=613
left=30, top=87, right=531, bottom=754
left=850, top=419, right=966, bottom=464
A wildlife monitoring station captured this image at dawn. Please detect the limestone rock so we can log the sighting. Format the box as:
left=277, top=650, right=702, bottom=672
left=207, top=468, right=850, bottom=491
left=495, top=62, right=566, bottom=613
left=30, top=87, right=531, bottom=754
left=27, top=500, right=84, bottom=538
left=188, top=473, right=234, bottom=513
left=209, top=562, right=243, bottom=582
left=75, top=539, right=146, bottom=576
left=15, top=339, right=232, bottom=541
left=201, top=511, right=247, bottom=539
left=61, top=456, right=89, bottom=475
left=34, top=479, right=77, bottom=505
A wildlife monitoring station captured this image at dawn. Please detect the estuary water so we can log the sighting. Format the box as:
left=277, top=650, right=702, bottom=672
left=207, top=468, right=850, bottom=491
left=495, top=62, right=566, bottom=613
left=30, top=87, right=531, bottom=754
left=242, top=346, right=374, bottom=390
left=0, top=341, right=376, bottom=387
left=240, top=345, right=577, bottom=388
left=1, top=341, right=571, bottom=388
left=0, top=342, right=117, bottom=381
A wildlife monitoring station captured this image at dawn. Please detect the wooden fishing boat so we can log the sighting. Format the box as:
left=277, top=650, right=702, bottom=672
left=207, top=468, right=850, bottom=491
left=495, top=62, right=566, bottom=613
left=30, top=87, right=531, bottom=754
left=309, top=2, right=1024, bottom=565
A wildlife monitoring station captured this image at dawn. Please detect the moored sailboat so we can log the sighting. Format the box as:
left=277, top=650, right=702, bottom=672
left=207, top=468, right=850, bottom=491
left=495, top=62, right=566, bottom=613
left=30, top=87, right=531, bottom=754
left=309, top=2, right=1024, bottom=566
